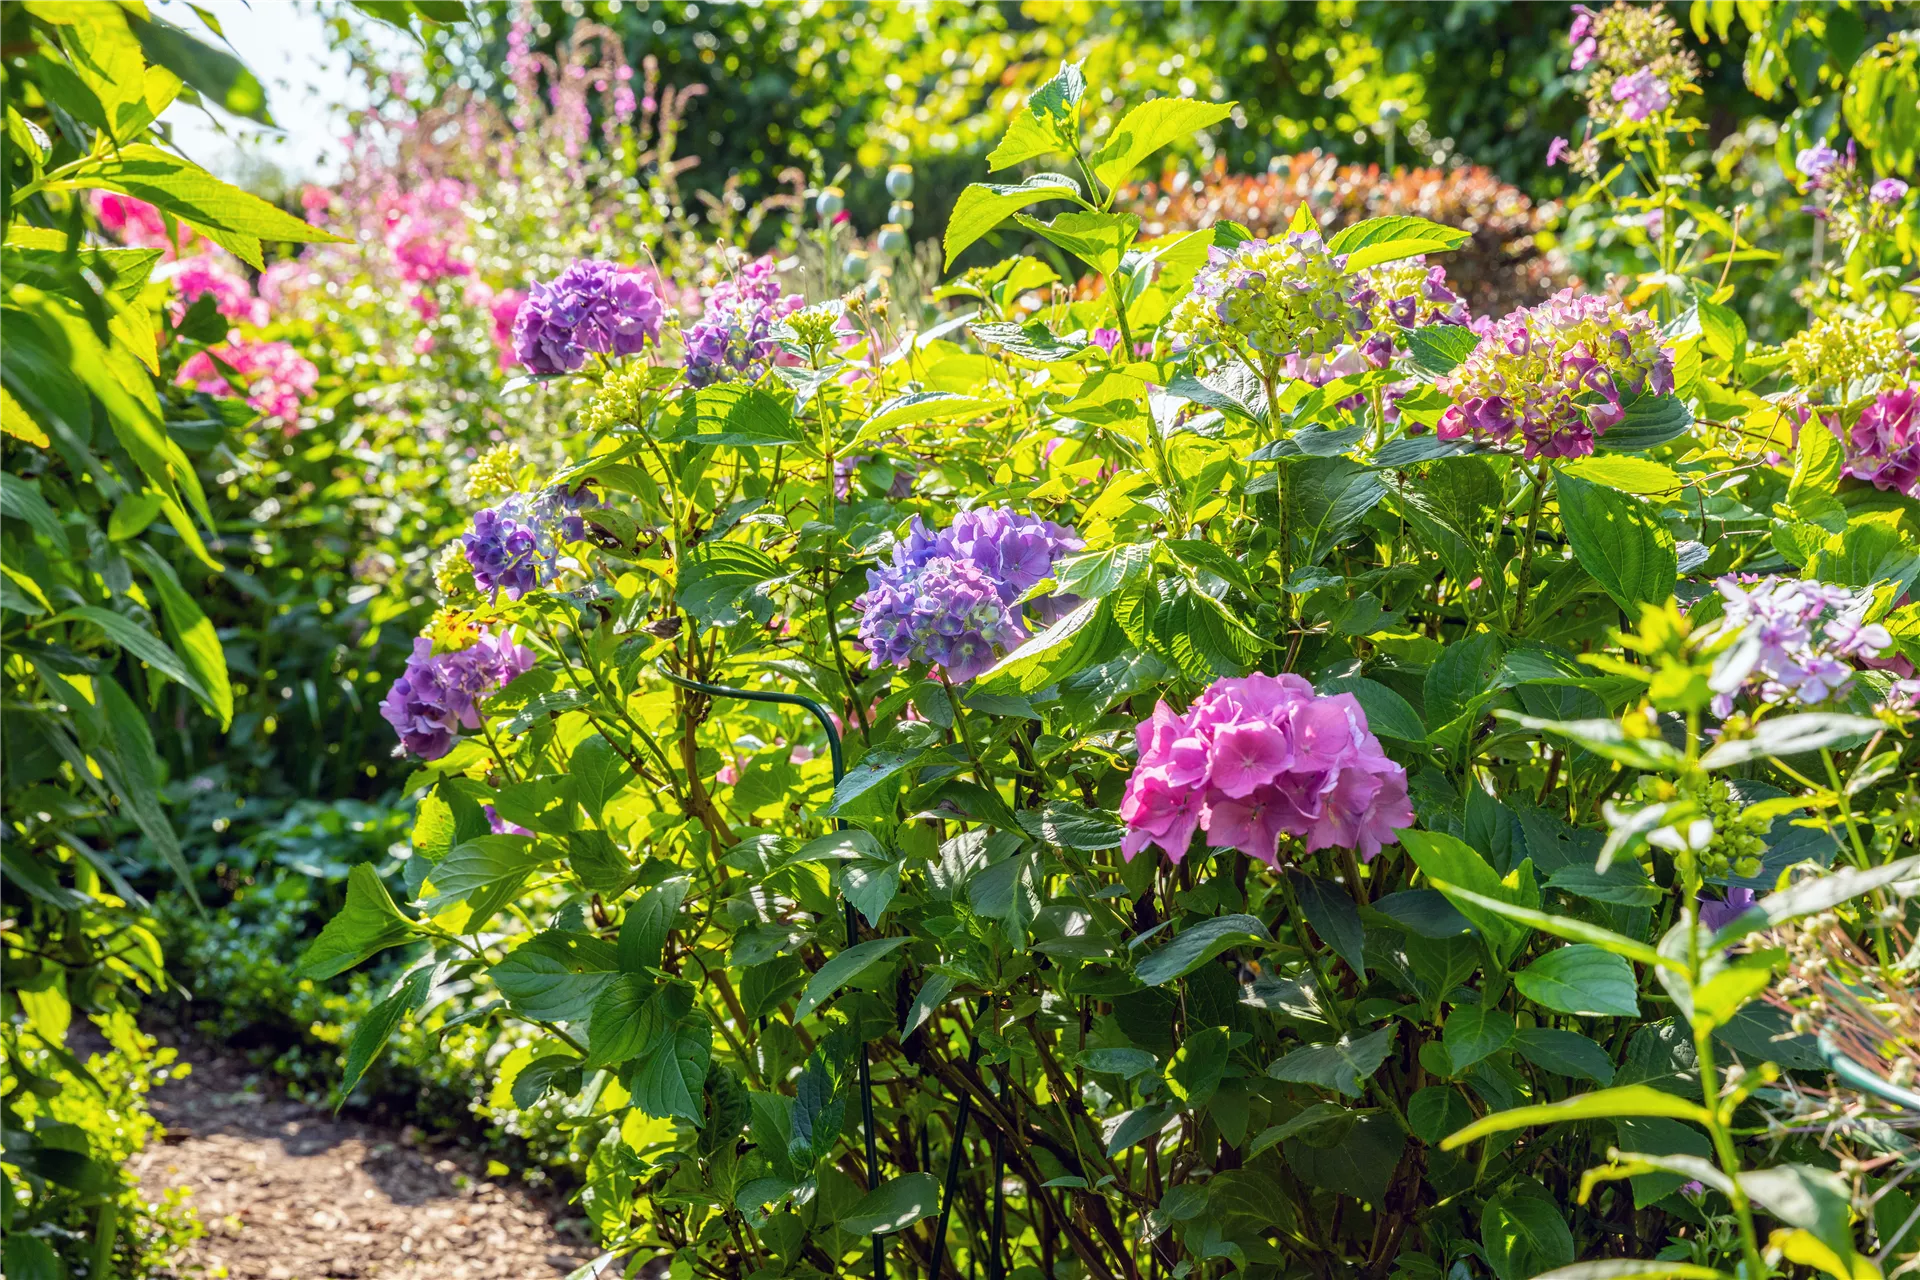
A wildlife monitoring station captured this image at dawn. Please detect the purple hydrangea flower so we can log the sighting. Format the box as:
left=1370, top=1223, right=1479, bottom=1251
left=1829, top=389, right=1919, bottom=498
left=463, top=484, right=602, bottom=599
left=1611, top=68, right=1672, bottom=122
left=466, top=502, right=545, bottom=598
left=1871, top=177, right=1910, bottom=206
left=512, top=260, right=665, bottom=375
left=683, top=257, right=803, bottom=387
left=1437, top=289, right=1673, bottom=459
left=380, top=629, right=534, bottom=760
left=1706, top=576, right=1893, bottom=717
left=854, top=507, right=1083, bottom=682
left=1546, top=136, right=1572, bottom=167
left=1697, top=887, right=1757, bottom=933
left=1795, top=142, right=1841, bottom=189
left=464, top=504, right=543, bottom=598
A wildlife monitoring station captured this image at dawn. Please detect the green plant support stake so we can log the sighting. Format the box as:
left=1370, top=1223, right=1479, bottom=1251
left=653, top=661, right=887, bottom=1280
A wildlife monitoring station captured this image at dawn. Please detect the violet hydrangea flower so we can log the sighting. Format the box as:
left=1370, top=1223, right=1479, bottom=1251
left=512, top=260, right=665, bottom=375
left=1704, top=576, right=1893, bottom=717
left=1795, top=142, right=1841, bottom=190
left=379, top=629, right=534, bottom=760
left=854, top=507, right=1082, bottom=682
left=1828, top=389, right=1919, bottom=497
left=462, top=484, right=601, bottom=599
left=1119, top=673, right=1413, bottom=866
left=683, top=257, right=804, bottom=387
left=1871, top=177, right=1910, bottom=206
left=1697, top=887, right=1757, bottom=934
left=1437, top=289, right=1674, bottom=459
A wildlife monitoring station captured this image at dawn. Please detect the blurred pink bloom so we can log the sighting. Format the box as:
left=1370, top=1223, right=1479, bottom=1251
left=176, top=340, right=318, bottom=432
left=94, top=192, right=197, bottom=256
left=161, top=254, right=267, bottom=327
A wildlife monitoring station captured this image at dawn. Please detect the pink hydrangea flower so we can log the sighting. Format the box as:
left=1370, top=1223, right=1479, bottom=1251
left=1120, top=673, right=1413, bottom=867
left=176, top=340, right=319, bottom=432
left=161, top=255, right=267, bottom=328
left=1828, top=388, right=1918, bottom=497
left=93, top=192, right=197, bottom=256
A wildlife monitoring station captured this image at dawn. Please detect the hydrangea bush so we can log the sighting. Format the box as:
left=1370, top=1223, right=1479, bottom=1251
left=302, top=53, right=1920, bottom=1280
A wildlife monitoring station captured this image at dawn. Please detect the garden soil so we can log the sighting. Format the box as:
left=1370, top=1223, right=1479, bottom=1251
left=130, top=1045, right=598, bottom=1280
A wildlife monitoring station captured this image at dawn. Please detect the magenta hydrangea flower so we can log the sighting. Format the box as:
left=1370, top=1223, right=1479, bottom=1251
left=175, top=341, right=318, bottom=431
left=683, top=257, right=804, bottom=387
left=1705, top=576, right=1893, bottom=717
left=1871, top=177, right=1910, bottom=206
left=379, top=629, right=534, bottom=760
left=162, top=254, right=267, bottom=327
left=1120, top=673, right=1413, bottom=867
left=512, top=260, right=665, bottom=374
left=1437, top=289, right=1674, bottom=459
left=1568, top=7, right=1598, bottom=69
left=1611, top=68, right=1672, bottom=122
left=854, top=507, right=1082, bottom=682
left=1828, top=389, right=1918, bottom=497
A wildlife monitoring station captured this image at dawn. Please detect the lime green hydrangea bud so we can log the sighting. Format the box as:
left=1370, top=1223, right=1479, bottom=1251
left=467, top=443, right=520, bottom=502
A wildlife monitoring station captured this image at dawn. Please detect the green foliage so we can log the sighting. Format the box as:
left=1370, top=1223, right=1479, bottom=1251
left=0, top=5, right=342, bottom=1270
left=285, top=53, right=1919, bottom=1280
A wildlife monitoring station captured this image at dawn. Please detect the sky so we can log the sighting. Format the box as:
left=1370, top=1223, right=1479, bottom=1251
left=155, top=0, right=409, bottom=188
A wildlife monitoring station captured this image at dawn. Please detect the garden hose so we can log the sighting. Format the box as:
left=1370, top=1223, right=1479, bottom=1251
left=650, top=661, right=889, bottom=1280
left=1817, top=1029, right=1920, bottom=1113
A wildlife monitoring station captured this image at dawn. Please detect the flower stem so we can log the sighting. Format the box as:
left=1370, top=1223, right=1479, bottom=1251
left=1510, top=462, right=1551, bottom=634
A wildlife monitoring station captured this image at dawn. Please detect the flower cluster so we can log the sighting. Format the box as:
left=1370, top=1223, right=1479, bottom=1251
left=1437, top=289, right=1675, bottom=459
left=1705, top=576, right=1893, bottom=717
left=1352, top=257, right=1470, bottom=332
left=1827, top=389, right=1918, bottom=498
left=512, top=259, right=665, bottom=375
left=1165, top=230, right=1364, bottom=369
left=161, top=255, right=267, bottom=327
left=380, top=178, right=474, bottom=285
left=461, top=485, right=601, bottom=599
left=855, top=508, right=1082, bottom=682
left=683, top=257, right=804, bottom=387
left=176, top=341, right=319, bottom=430
left=1793, top=138, right=1915, bottom=239
left=379, top=629, right=534, bottom=760
left=1120, top=674, right=1413, bottom=867
left=1567, top=2, right=1696, bottom=133
left=93, top=193, right=197, bottom=256
left=1784, top=315, right=1912, bottom=401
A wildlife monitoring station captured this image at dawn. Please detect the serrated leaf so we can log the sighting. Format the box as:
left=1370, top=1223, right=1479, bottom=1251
left=1090, top=97, right=1235, bottom=190
left=943, top=176, right=1081, bottom=267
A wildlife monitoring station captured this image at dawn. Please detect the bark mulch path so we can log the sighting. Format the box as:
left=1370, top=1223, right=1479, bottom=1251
left=130, top=1046, right=599, bottom=1280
